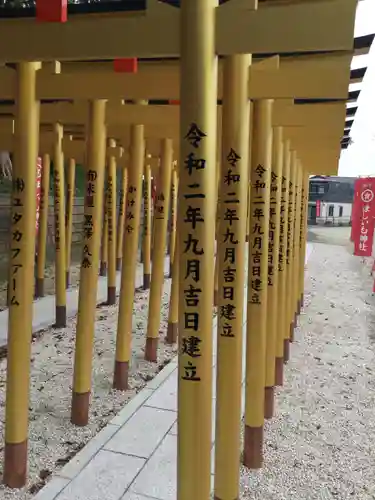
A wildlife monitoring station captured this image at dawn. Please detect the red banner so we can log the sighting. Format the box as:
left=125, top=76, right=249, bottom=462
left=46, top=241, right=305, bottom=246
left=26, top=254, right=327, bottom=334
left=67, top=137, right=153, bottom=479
left=35, top=157, right=42, bottom=234
left=353, top=178, right=375, bottom=257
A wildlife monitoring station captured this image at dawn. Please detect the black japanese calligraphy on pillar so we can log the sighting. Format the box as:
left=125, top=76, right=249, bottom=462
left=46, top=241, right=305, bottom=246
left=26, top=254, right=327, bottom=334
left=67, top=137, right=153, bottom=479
left=54, top=169, right=61, bottom=251
left=180, top=123, right=208, bottom=382
left=144, top=179, right=149, bottom=235
left=170, top=179, right=176, bottom=235
left=300, top=185, right=305, bottom=250
left=286, top=180, right=293, bottom=266
left=119, top=187, right=125, bottom=217
left=66, top=181, right=72, bottom=228
left=268, top=171, right=278, bottom=286
left=278, top=176, right=287, bottom=272
left=219, top=148, right=241, bottom=338
left=125, top=185, right=137, bottom=235
left=155, top=192, right=166, bottom=221
left=249, top=164, right=268, bottom=305
left=10, top=177, right=26, bottom=307
left=82, top=169, right=98, bottom=269
left=107, top=175, right=114, bottom=244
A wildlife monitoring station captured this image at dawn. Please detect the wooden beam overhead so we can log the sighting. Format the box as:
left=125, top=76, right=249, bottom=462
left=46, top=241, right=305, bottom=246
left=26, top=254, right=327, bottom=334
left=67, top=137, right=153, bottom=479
left=0, top=0, right=356, bottom=62
left=0, top=53, right=353, bottom=102
left=216, top=0, right=357, bottom=54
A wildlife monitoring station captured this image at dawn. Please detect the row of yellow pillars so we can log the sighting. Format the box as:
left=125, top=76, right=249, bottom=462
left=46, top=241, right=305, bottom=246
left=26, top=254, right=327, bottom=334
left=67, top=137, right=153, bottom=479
left=3, top=2, right=310, bottom=497
left=4, top=76, right=180, bottom=485
left=33, top=133, right=163, bottom=316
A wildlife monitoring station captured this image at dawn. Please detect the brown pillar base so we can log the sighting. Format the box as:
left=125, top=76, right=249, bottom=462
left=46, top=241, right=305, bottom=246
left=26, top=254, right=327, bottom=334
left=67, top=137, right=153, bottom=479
left=168, top=262, right=173, bottom=279
left=3, top=440, right=28, bottom=488
left=289, top=321, right=295, bottom=342
left=243, top=425, right=263, bottom=469
left=245, top=234, right=249, bottom=242
left=165, top=322, right=178, bottom=344
left=297, top=299, right=301, bottom=315
left=99, top=262, right=107, bottom=277
left=113, top=361, right=129, bottom=391
left=264, top=386, right=274, bottom=420
left=214, top=497, right=239, bottom=500
left=71, top=391, right=90, bottom=426
left=283, top=338, right=290, bottom=364
left=275, top=357, right=284, bottom=386
left=116, top=258, right=122, bottom=272
left=55, top=305, right=66, bottom=328
left=35, top=277, right=44, bottom=298
left=143, top=273, right=151, bottom=290
left=66, top=271, right=70, bottom=289
left=300, top=293, right=304, bottom=310
left=214, top=288, right=218, bottom=307
left=145, top=337, right=158, bottom=362
left=107, top=286, right=116, bottom=306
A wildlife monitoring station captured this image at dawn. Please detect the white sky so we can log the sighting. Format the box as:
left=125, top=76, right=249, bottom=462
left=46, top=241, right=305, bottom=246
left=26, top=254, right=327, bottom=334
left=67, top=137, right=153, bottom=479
left=338, top=0, right=375, bottom=177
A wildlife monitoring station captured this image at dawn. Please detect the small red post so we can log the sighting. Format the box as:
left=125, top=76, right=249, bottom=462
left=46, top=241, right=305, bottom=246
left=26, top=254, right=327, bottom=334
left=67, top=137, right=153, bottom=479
left=113, top=58, right=138, bottom=73
left=36, top=0, right=67, bottom=22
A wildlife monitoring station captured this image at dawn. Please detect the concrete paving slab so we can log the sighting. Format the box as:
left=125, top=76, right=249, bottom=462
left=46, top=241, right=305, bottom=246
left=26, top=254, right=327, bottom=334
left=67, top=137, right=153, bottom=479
left=59, top=424, right=121, bottom=480
left=104, top=406, right=176, bottom=459
left=129, top=434, right=177, bottom=500
left=144, top=370, right=178, bottom=412
left=56, top=450, right=145, bottom=500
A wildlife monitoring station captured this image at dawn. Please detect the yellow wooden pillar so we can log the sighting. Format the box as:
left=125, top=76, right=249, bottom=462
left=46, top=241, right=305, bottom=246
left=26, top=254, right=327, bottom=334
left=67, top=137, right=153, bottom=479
left=65, top=158, right=76, bottom=288
left=136, top=99, right=149, bottom=268
left=246, top=102, right=254, bottom=243
left=244, top=99, right=273, bottom=469
left=107, top=139, right=117, bottom=305
left=283, top=151, right=297, bottom=362
left=214, top=54, right=250, bottom=500
left=100, top=184, right=108, bottom=277
left=275, top=141, right=290, bottom=385
left=145, top=139, right=172, bottom=362
left=4, top=62, right=40, bottom=488
left=291, top=162, right=302, bottom=335
left=53, top=123, right=67, bottom=327
left=166, top=235, right=179, bottom=344
left=178, top=0, right=218, bottom=498
left=113, top=124, right=145, bottom=390
left=166, top=167, right=179, bottom=344
left=35, top=153, right=50, bottom=298
left=71, top=100, right=107, bottom=426
left=116, top=165, right=127, bottom=271
left=213, top=163, right=220, bottom=306
left=299, top=170, right=309, bottom=310
left=168, top=167, right=178, bottom=278
left=264, top=126, right=283, bottom=419
left=143, top=161, right=152, bottom=289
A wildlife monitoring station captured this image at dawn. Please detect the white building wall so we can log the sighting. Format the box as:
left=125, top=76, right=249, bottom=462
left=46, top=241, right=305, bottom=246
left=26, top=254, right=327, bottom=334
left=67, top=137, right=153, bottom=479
left=318, top=202, right=352, bottom=224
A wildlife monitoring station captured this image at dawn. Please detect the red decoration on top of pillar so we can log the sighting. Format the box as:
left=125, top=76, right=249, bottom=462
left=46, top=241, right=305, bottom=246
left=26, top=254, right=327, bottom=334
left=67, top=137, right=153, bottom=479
left=36, top=0, right=67, bottom=22
left=114, top=59, right=138, bottom=73
left=169, top=100, right=180, bottom=105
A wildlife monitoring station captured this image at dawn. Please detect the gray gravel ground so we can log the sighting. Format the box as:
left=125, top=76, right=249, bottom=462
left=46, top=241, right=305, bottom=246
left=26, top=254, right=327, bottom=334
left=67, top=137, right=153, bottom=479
left=0, top=278, right=175, bottom=499
left=240, top=235, right=375, bottom=499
